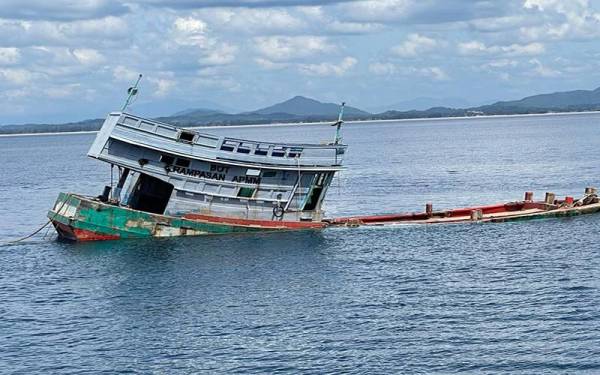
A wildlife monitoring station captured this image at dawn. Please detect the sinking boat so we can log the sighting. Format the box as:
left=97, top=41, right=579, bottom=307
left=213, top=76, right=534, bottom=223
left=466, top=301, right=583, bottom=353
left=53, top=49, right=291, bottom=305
left=47, top=79, right=600, bottom=241
left=48, top=110, right=347, bottom=241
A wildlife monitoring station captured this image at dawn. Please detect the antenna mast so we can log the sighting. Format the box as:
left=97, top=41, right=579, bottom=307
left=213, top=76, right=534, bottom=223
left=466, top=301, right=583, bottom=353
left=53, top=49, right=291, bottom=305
left=121, top=74, right=143, bottom=112
left=332, top=102, right=345, bottom=145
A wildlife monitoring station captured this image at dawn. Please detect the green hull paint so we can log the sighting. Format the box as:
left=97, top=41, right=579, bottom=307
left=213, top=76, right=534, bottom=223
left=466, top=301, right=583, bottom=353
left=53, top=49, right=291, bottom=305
left=48, top=192, right=269, bottom=241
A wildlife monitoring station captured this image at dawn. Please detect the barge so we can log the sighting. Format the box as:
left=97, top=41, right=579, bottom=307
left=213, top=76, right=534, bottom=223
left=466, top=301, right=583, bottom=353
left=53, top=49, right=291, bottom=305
left=328, top=189, right=600, bottom=227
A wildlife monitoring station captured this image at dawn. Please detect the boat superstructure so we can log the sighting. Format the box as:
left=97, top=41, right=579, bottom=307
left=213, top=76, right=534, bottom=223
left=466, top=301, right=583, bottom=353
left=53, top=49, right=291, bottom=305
left=48, top=110, right=347, bottom=241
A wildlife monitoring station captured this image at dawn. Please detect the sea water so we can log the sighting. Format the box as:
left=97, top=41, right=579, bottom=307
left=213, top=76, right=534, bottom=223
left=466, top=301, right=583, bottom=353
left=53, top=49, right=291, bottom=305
left=1, top=113, right=600, bottom=373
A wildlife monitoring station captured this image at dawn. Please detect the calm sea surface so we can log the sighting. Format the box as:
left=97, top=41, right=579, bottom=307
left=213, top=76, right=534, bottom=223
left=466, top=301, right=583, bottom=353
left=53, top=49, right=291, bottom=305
left=1, top=113, right=600, bottom=373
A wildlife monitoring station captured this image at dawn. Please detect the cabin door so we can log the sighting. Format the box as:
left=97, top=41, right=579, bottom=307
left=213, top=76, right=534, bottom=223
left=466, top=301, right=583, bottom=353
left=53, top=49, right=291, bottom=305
left=128, top=174, right=174, bottom=214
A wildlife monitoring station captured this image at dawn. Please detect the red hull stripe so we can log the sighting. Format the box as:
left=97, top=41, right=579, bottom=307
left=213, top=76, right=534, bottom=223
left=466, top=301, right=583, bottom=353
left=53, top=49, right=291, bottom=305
left=73, top=228, right=120, bottom=241
left=183, top=213, right=326, bottom=229
left=53, top=221, right=120, bottom=241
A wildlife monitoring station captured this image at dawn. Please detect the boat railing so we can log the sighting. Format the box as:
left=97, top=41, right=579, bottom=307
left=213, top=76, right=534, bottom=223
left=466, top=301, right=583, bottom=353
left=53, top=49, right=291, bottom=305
left=113, top=112, right=346, bottom=167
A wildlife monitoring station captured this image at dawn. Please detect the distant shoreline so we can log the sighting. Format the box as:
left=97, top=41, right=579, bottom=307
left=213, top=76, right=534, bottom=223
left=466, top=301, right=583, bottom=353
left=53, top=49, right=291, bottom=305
left=1, top=110, right=599, bottom=138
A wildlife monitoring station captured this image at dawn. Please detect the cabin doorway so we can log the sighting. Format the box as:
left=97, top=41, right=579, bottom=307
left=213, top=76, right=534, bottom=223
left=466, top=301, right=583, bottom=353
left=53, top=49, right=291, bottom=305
left=303, top=173, right=327, bottom=211
left=128, top=174, right=174, bottom=214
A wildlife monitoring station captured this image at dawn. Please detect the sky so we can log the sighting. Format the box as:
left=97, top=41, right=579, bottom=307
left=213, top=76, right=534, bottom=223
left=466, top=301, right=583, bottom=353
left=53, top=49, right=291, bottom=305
left=1, top=0, right=600, bottom=124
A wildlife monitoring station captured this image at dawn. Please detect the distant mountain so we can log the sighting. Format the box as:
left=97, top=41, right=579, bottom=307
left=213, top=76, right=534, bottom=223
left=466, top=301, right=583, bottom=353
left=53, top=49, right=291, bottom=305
left=252, top=96, right=370, bottom=117
left=172, top=108, right=225, bottom=117
left=486, top=87, right=600, bottom=109
left=0, top=118, right=103, bottom=135
left=377, top=107, right=467, bottom=120
left=372, top=97, right=475, bottom=112
left=3, top=87, right=600, bottom=135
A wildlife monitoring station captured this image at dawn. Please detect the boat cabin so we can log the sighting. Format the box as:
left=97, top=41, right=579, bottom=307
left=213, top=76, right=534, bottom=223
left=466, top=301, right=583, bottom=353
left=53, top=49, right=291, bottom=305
left=87, top=112, right=347, bottom=222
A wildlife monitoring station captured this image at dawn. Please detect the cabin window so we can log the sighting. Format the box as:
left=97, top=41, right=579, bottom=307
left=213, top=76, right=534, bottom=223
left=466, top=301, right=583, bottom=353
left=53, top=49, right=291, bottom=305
left=255, top=145, right=269, bottom=156
left=238, top=187, right=255, bottom=198
left=178, top=130, right=196, bottom=143
left=160, top=154, right=175, bottom=165
left=175, top=158, right=190, bottom=168
left=288, top=148, right=303, bottom=158
left=246, top=168, right=261, bottom=177
left=262, top=171, right=277, bottom=178
left=237, top=143, right=253, bottom=154
left=220, top=141, right=236, bottom=152
left=272, top=147, right=286, bottom=157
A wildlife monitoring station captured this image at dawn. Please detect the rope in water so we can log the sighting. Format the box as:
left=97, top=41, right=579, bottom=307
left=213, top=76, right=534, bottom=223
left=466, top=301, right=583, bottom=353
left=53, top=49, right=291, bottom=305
left=0, top=193, right=71, bottom=246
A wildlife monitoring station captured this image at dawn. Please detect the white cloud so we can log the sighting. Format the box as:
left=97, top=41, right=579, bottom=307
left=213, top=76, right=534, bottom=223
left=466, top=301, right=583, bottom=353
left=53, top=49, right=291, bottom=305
left=294, top=5, right=383, bottom=34
left=468, top=15, right=532, bottom=32
left=0, top=17, right=129, bottom=48
left=458, top=41, right=545, bottom=56
left=112, top=65, right=140, bottom=82
left=369, top=62, right=396, bottom=75
left=149, top=77, right=176, bottom=97
left=458, top=41, right=487, bottom=55
left=482, top=59, right=519, bottom=69
left=172, top=17, right=212, bottom=47
left=0, top=68, right=34, bottom=85
left=528, top=58, right=561, bottom=77
left=44, top=83, right=81, bottom=98
left=254, top=57, right=289, bottom=70
left=328, top=20, right=382, bottom=34
left=298, top=56, right=357, bottom=76
left=415, top=66, right=448, bottom=81
left=201, top=8, right=305, bottom=35
left=340, top=0, right=411, bottom=23
left=72, top=48, right=105, bottom=65
left=521, top=0, right=600, bottom=40
left=368, top=62, right=448, bottom=80
left=0, top=0, right=128, bottom=21
left=0, top=47, right=20, bottom=65
left=64, top=16, right=129, bottom=40
left=391, top=33, right=438, bottom=57
left=198, top=43, right=237, bottom=65
left=504, top=43, right=545, bottom=56
left=254, top=36, right=333, bottom=62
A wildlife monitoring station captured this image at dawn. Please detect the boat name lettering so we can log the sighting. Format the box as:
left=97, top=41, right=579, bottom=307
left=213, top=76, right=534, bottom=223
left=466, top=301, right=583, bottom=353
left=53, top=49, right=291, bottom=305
left=167, top=165, right=226, bottom=181
left=210, top=164, right=230, bottom=173
left=166, top=165, right=261, bottom=184
left=232, top=176, right=261, bottom=184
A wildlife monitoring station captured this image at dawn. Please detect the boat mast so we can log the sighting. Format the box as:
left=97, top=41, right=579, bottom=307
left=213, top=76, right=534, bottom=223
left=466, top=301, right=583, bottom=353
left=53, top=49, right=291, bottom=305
left=332, top=102, right=345, bottom=145
left=121, top=74, right=143, bottom=112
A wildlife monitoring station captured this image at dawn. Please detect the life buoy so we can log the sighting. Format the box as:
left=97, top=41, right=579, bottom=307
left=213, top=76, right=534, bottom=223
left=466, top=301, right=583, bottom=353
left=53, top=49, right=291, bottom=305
left=273, top=205, right=284, bottom=218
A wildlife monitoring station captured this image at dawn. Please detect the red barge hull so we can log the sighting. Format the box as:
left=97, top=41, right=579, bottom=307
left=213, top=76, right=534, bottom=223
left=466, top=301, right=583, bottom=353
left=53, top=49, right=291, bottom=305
left=328, top=191, right=600, bottom=227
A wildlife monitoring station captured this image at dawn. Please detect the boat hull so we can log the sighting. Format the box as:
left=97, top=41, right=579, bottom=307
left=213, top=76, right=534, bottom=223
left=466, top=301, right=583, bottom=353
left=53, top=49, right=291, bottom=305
left=48, top=193, right=326, bottom=242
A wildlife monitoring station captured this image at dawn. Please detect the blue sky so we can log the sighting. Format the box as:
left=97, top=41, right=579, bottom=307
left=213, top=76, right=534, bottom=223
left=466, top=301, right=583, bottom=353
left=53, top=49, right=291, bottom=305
left=1, top=0, right=600, bottom=124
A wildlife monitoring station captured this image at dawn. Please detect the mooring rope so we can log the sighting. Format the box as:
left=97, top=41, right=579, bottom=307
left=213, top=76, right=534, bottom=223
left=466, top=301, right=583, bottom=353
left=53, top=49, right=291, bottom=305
left=0, top=193, right=71, bottom=246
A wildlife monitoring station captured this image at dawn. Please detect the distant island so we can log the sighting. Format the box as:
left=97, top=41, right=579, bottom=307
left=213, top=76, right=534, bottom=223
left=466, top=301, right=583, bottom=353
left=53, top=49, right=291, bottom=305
left=2, top=86, right=600, bottom=135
